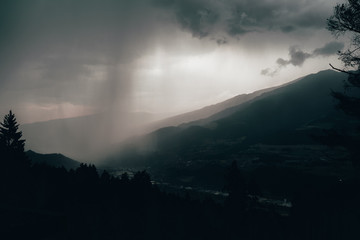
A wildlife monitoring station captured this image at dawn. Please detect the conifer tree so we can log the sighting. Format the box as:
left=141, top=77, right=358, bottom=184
left=0, top=110, right=25, bottom=151
left=224, top=160, right=247, bottom=209
left=0, top=110, right=27, bottom=167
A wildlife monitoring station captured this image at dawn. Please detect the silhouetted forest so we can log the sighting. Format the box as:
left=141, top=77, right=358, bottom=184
left=1, top=110, right=360, bottom=240
left=2, top=151, right=360, bottom=239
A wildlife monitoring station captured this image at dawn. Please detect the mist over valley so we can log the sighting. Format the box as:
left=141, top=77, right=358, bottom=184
left=2, top=0, right=360, bottom=239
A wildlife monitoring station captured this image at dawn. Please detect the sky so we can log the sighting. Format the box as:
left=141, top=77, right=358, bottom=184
left=0, top=0, right=347, bottom=124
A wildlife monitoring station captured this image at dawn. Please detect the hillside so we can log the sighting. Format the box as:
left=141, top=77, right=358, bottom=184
left=20, top=84, right=280, bottom=161
left=102, top=70, right=351, bottom=188
left=26, top=150, right=80, bottom=170
left=148, top=86, right=278, bottom=130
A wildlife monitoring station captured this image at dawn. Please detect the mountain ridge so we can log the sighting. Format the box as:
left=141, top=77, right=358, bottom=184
left=26, top=150, right=80, bottom=170
left=102, top=70, right=349, bottom=174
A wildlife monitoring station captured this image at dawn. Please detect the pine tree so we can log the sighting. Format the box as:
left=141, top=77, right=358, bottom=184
left=0, top=110, right=25, bottom=151
left=0, top=110, right=27, bottom=167
left=224, top=160, right=247, bottom=209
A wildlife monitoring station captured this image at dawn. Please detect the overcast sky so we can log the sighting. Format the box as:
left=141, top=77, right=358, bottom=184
left=0, top=0, right=346, bottom=124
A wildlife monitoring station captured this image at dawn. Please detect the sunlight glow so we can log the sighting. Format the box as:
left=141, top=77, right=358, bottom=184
left=133, top=47, right=265, bottom=114
left=132, top=44, right=342, bottom=115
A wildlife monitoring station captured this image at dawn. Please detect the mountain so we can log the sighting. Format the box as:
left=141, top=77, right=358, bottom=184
left=148, top=86, right=278, bottom=130
left=102, top=70, right=351, bottom=188
left=20, top=84, right=283, bottom=161
left=21, top=111, right=159, bottom=161
left=148, top=77, right=309, bottom=131
left=26, top=150, right=80, bottom=170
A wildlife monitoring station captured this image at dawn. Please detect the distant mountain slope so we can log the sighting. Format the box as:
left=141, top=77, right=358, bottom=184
left=147, top=77, right=307, bottom=132
left=20, top=84, right=282, bottom=161
left=149, top=86, right=278, bottom=130
left=103, top=70, right=348, bottom=170
left=26, top=150, right=80, bottom=170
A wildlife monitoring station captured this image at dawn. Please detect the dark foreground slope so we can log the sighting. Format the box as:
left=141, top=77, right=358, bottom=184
left=4, top=156, right=360, bottom=240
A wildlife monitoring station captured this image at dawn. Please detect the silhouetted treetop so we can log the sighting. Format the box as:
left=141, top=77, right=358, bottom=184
left=132, top=170, right=152, bottom=189
left=75, top=163, right=99, bottom=183
left=327, top=0, right=360, bottom=76
left=0, top=110, right=25, bottom=152
left=326, top=0, right=360, bottom=166
left=224, top=160, right=246, bottom=197
left=100, top=170, right=111, bottom=182
left=0, top=110, right=29, bottom=169
left=328, top=0, right=360, bottom=34
left=328, top=0, right=360, bottom=69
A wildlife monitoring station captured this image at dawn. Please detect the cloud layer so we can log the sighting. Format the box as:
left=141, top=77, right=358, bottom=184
left=0, top=0, right=341, bottom=122
left=0, top=0, right=166, bottom=116
left=154, top=0, right=337, bottom=40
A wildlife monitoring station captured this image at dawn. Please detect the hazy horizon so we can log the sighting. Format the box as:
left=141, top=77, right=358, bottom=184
left=17, top=70, right=314, bottom=126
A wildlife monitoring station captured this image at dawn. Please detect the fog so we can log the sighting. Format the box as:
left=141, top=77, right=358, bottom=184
left=0, top=0, right=346, bottom=159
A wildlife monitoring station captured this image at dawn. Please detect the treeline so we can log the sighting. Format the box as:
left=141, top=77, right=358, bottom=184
left=0, top=110, right=282, bottom=239
left=1, top=110, right=360, bottom=239
left=2, top=155, right=360, bottom=239
left=0, top=157, right=285, bottom=240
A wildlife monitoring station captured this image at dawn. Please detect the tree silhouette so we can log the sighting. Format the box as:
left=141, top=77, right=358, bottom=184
left=328, top=0, right=360, bottom=117
left=120, top=172, right=130, bottom=185
left=132, top=170, right=152, bottom=190
left=224, top=160, right=247, bottom=209
left=75, top=163, right=99, bottom=185
left=0, top=110, right=28, bottom=168
left=327, top=0, right=360, bottom=167
left=100, top=169, right=111, bottom=183
left=0, top=110, right=25, bottom=151
left=328, top=0, right=360, bottom=71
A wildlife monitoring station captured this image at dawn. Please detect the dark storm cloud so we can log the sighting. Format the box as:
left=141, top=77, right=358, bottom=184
left=153, top=0, right=219, bottom=38
left=0, top=0, right=166, bottom=111
left=0, top=0, right=340, bottom=117
left=214, top=37, right=228, bottom=45
left=313, top=41, right=345, bottom=56
left=277, top=46, right=313, bottom=67
left=262, top=47, right=313, bottom=76
left=261, top=41, right=345, bottom=76
left=153, top=0, right=335, bottom=39
left=260, top=68, right=277, bottom=77
left=281, top=25, right=296, bottom=33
